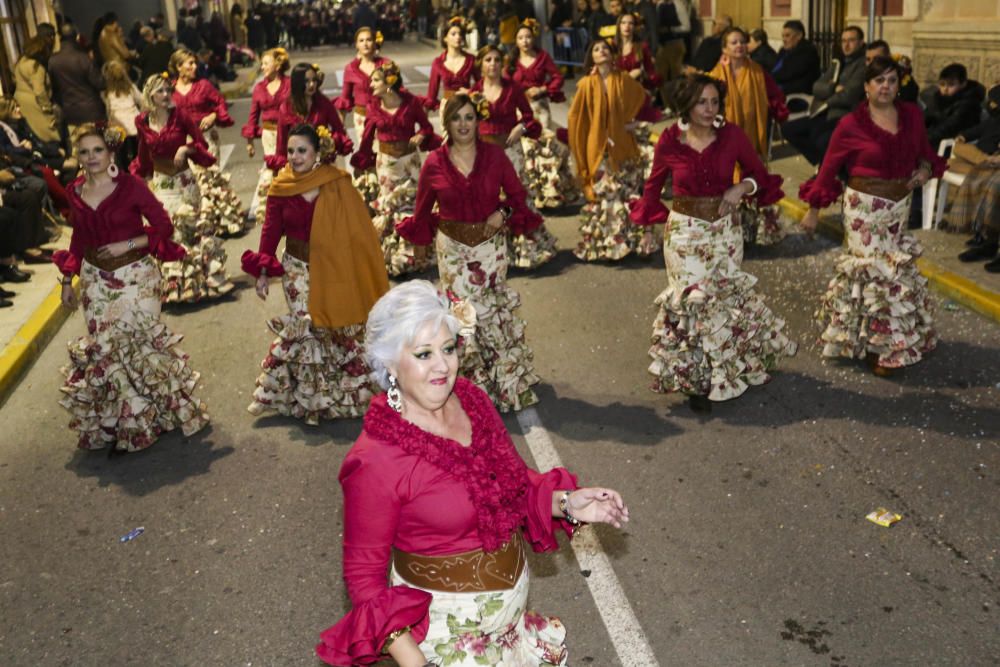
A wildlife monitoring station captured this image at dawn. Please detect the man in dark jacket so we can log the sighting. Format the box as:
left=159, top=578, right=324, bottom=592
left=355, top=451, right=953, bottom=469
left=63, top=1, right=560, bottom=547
left=771, top=19, right=820, bottom=95
left=748, top=28, right=777, bottom=71
left=922, top=63, right=986, bottom=149
left=688, top=14, right=729, bottom=72
left=47, top=24, right=106, bottom=134
left=138, top=30, right=175, bottom=86
left=783, top=25, right=866, bottom=165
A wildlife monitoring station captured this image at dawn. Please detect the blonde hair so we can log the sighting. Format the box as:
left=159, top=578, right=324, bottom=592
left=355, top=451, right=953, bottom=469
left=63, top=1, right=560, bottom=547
left=140, top=74, right=173, bottom=112
left=262, top=47, right=290, bottom=74
left=70, top=123, right=106, bottom=148
left=102, top=60, right=133, bottom=97
left=167, top=47, right=197, bottom=77
left=0, top=97, right=18, bottom=122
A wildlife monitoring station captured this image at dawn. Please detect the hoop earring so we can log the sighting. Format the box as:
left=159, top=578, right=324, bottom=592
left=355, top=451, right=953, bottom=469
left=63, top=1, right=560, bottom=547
left=387, top=375, right=403, bottom=413
left=311, top=158, right=321, bottom=170
left=107, top=163, right=119, bottom=178
left=712, top=114, right=725, bottom=129
left=677, top=117, right=690, bottom=132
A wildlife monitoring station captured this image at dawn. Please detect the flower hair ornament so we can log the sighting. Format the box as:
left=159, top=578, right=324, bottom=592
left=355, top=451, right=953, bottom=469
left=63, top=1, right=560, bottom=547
left=447, top=15, right=468, bottom=32
left=379, top=60, right=401, bottom=88
left=520, top=18, right=540, bottom=37
left=314, top=125, right=339, bottom=164
left=374, top=30, right=384, bottom=46
left=94, top=121, right=127, bottom=151
left=469, top=92, right=491, bottom=120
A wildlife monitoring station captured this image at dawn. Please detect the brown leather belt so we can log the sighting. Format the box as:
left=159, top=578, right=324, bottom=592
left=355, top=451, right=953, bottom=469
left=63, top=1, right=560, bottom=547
left=261, top=120, right=277, bottom=131
left=480, top=133, right=509, bottom=147
left=393, top=533, right=525, bottom=593
left=354, top=105, right=366, bottom=116
left=153, top=158, right=185, bottom=177
left=847, top=176, right=910, bottom=202
left=672, top=196, right=727, bottom=222
left=84, top=247, right=146, bottom=272
left=285, top=237, right=309, bottom=263
left=379, top=140, right=416, bottom=158
left=438, top=219, right=501, bottom=246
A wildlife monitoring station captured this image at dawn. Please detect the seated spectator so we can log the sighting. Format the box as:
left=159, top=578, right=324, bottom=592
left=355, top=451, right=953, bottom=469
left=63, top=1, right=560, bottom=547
left=687, top=14, right=730, bottom=73
left=138, top=29, right=175, bottom=87
left=748, top=28, right=777, bottom=71
left=782, top=25, right=866, bottom=166
left=48, top=24, right=107, bottom=137
left=921, top=63, right=985, bottom=150
left=771, top=19, right=820, bottom=96
left=865, top=40, right=918, bottom=102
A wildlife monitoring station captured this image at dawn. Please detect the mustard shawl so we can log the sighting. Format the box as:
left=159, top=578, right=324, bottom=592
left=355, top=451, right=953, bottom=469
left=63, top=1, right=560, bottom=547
left=709, top=57, right=771, bottom=160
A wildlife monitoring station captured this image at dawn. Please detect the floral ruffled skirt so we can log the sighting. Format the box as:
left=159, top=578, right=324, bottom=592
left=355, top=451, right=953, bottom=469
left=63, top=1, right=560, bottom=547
left=504, top=141, right=557, bottom=270
left=818, top=188, right=937, bottom=368
left=247, top=253, right=377, bottom=425
left=436, top=231, right=539, bottom=412
left=250, top=128, right=278, bottom=228
left=649, top=210, right=797, bottom=401
left=574, top=157, right=658, bottom=262
left=739, top=201, right=786, bottom=247
left=390, top=567, right=568, bottom=666
left=372, top=150, right=433, bottom=276
left=149, top=170, right=234, bottom=304
left=60, top=257, right=209, bottom=452
left=190, top=162, right=251, bottom=237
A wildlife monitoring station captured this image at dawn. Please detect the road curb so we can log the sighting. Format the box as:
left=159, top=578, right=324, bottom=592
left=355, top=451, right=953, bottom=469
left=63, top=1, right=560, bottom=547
left=777, top=196, right=1000, bottom=323
left=0, top=280, right=76, bottom=407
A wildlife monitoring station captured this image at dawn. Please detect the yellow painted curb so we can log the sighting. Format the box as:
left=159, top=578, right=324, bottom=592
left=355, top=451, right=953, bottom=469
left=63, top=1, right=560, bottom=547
left=0, top=279, right=76, bottom=406
left=777, top=196, right=1000, bottom=323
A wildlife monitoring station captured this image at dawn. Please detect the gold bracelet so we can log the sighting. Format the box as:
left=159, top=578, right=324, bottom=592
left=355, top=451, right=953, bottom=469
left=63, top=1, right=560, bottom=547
left=381, top=625, right=412, bottom=654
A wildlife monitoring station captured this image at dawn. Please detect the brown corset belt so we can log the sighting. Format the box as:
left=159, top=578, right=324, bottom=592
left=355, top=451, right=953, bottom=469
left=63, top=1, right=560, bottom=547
left=285, top=237, right=309, bottom=263
left=438, top=219, right=502, bottom=246
left=393, top=533, right=525, bottom=593
left=379, top=140, right=416, bottom=158
left=261, top=120, right=277, bottom=131
left=153, top=158, right=186, bottom=177
left=480, top=133, right=509, bottom=147
left=847, top=176, right=911, bottom=203
left=84, top=247, right=146, bottom=272
left=354, top=105, right=367, bottom=116
left=672, top=196, right=727, bottom=222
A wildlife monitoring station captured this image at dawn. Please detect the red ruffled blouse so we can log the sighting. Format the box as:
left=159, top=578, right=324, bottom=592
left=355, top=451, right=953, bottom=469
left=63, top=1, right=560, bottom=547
left=265, top=91, right=354, bottom=172
left=53, top=173, right=186, bottom=276
left=349, top=90, right=442, bottom=171
left=617, top=43, right=662, bottom=92
left=470, top=79, right=542, bottom=140
left=315, top=378, right=578, bottom=666
left=130, top=108, right=216, bottom=178
left=172, top=78, right=234, bottom=128
left=423, top=51, right=479, bottom=111
left=799, top=101, right=947, bottom=209
left=397, top=141, right=543, bottom=245
left=334, top=56, right=387, bottom=111
left=630, top=123, right=784, bottom=226
left=511, top=50, right=566, bottom=104
left=240, top=193, right=315, bottom=278
left=241, top=75, right=290, bottom=139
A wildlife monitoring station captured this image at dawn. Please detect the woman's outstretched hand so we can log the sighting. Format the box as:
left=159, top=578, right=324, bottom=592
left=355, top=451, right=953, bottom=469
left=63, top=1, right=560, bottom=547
left=566, top=487, right=629, bottom=528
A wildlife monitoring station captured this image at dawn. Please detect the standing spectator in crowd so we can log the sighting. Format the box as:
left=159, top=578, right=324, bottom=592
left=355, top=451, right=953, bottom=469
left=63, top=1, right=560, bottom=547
left=575, top=0, right=592, bottom=30
left=921, top=63, right=985, bottom=150
left=99, top=13, right=135, bottom=65
left=748, top=28, right=777, bottom=71
left=178, top=17, right=204, bottom=52
left=655, top=0, right=690, bottom=88
left=48, top=24, right=106, bottom=138
left=865, top=40, right=918, bottom=102
left=587, top=0, right=613, bottom=40
left=687, top=14, right=729, bottom=73
left=206, top=12, right=230, bottom=60
left=631, top=0, right=659, bottom=53
left=102, top=60, right=143, bottom=167
left=13, top=36, right=59, bottom=144
left=136, top=26, right=155, bottom=55
left=230, top=3, right=248, bottom=48
left=138, top=29, right=175, bottom=87
left=353, top=0, right=378, bottom=34
left=782, top=25, right=866, bottom=166
left=771, top=19, right=820, bottom=95
left=550, top=0, right=574, bottom=28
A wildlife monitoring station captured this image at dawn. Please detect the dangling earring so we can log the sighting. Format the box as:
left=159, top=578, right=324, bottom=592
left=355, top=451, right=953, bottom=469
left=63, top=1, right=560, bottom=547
left=712, top=114, right=725, bottom=129
left=107, top=162, right=119, bottom=178
left=311, top=157, right=321, bottom=170
left=677, top=117, right=690, bottom=132
left=387, top=375, right=403, bottom=413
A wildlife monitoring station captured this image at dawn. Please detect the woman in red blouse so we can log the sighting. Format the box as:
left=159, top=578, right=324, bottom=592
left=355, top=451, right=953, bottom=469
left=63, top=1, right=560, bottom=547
left=54, top=124, right=208, bottom=453
left=316, top=280, right=628, bottom=665
left=334, top=27, right=387, bottom=142
left=351, top=60, right=440, bottom=277
left=800, top=57, right=945, bottom=374
left=630, top=74, right=797, bottom=411
left=511, top=19, right=580, bottom=210
left=422, top=16, right=479, bottom=112
left=471, top=45, right=557, bottom=270
left=242, top=47, right=290, bottom=228
left=568, top=39, right=661, bottom=262
left=169, top=48, right=248, bottom=237
left=241, top=123, right=388, bottom=424
left=614, top=13, right=661, bottom=99
left=132, top=74, right=235, bottom=304
left=397, top=94, right=541, bottom=412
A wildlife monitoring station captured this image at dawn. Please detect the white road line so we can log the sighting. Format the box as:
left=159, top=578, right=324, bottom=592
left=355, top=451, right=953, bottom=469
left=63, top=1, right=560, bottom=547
left=515, top=407, right=660, bottom=667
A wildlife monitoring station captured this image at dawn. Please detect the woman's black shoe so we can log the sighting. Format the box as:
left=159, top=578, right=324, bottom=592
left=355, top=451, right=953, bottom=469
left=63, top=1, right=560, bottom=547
left=688, top=395, right=713, bottom=413
left=958, top=241, right=998, bottom=262
left=966, top=233, right=985, bottom=246
left=0, top=264, right=30, bottom=282
left=985, top=256, right=1000, bottom=273
left=0, top=298, right=12, bottom=308
left=0, top=286, right=14, bottom=298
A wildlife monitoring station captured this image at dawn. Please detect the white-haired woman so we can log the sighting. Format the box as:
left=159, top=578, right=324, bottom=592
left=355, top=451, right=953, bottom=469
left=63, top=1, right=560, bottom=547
left=131, top=73, right=234, bottom=303
left=316, top=280, right=629, bottom=666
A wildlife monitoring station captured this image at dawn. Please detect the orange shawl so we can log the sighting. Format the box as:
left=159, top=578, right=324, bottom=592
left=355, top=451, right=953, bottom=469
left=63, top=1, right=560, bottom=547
left=568, top=70, right=649, bottom=201
left=709, top=57, right=770, bottom=160
left=268, top=163, right=389, bottom=329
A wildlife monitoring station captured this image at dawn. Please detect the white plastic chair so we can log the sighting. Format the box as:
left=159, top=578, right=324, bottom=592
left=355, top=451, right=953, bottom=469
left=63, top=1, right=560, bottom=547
left=922, top=139, right=968, bottom=230
left=785, top=93, right=814, bottom=122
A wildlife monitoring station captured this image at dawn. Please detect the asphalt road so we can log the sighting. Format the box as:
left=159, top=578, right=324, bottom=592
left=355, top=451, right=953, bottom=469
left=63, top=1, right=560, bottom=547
left=2, top=40, right=999, bottom=667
